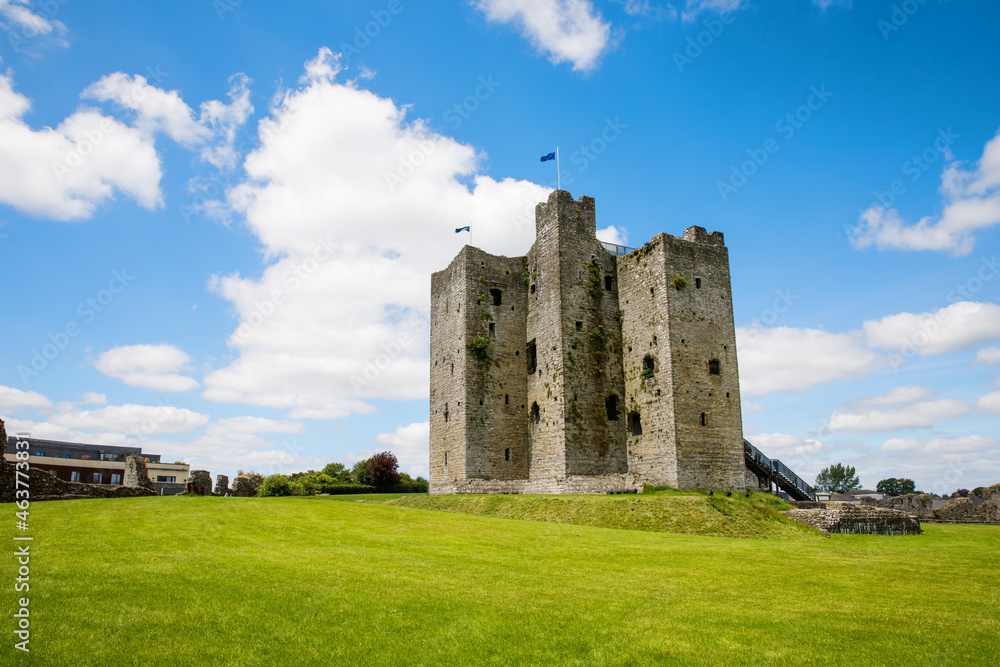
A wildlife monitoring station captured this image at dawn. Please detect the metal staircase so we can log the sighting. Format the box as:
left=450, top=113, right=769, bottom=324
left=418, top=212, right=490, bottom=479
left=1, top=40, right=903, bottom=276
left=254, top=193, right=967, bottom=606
left=743, top=439, right=815, bottom=501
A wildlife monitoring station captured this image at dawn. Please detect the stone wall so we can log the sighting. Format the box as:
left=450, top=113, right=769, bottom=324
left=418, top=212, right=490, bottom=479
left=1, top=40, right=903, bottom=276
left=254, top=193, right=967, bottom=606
left=124, top=455, right=155, bottom=491
left=878, top=493, right=935, bottom=519
left=935, top=497, right=980, bottom=522
left=215, top=474, right=230, bottom=495
left=190, top=470, right=212, bottom=495
left=980, top=484, right=1000, bottom=522
left=784, top=503, right=920, bottom=536
left=232, top=474, right=262, bottom=497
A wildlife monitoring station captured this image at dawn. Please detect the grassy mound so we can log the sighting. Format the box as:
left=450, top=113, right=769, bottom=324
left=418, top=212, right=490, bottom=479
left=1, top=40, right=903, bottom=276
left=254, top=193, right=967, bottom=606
left=384, top=490, right=820, bottom=539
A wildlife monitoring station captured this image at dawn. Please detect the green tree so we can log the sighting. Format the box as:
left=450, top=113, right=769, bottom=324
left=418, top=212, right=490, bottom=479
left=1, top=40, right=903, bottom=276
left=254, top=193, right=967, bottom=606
left=322, top=462, right=352, bottom=483
left=351, top=460, right=371, bottom=486
left=876, top=478, right=915, bottom=497
left=259, top=474, right=293, bottom=497
left=815, top=463, right=861, bottom=494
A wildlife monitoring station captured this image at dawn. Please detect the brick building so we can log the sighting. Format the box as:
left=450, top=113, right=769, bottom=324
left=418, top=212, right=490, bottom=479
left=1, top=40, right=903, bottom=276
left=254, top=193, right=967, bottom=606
left=428, top=190, right=746, bottom=495
left=3, top=437, right=190, bottom=495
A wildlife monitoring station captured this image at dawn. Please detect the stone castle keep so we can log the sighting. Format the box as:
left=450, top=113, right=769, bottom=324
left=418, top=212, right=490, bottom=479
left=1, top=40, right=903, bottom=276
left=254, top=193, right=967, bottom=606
left=429, top=190, right=746, bottom=495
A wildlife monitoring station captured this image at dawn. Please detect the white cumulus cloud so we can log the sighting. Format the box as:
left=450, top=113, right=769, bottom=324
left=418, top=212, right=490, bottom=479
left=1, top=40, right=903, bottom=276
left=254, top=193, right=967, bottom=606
left=0, top=0, right=68, bottom=49
left=201, top=48, right=549, bottom=421
left=83, top=72, right=253, bottom=170
left=47, top=403, right=209, bottom=436
left=850, top=128, right=1000, bottom=255
left=0, top=71, right=163, bottom=220
left=828, top=398, right=969, bottom=433
left=0, top=385, right=52, bottom=412
left=94, top=344, right=199, bottom=392
left=975, top=346, right=1000, bottom=365
left=736, top=326, right=882, bottom=396
left=473, top=0, right=614, bottom=72
left=863, top=301, right=1000, bottom=358
left=367, top=420, right=430, bottom=477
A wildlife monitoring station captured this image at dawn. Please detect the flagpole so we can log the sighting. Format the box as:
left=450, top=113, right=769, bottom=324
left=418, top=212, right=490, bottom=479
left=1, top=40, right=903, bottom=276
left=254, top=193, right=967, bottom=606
left=556, top=147, right=561, bottom=191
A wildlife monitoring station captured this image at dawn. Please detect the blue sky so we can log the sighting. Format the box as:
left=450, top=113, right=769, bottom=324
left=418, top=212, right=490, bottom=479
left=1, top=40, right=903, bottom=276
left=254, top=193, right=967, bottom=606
left=1, top=0, right=998, bottom=493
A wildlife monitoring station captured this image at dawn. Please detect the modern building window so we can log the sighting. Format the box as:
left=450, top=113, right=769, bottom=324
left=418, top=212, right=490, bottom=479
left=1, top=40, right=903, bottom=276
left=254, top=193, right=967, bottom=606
left=606, top=395, right=619, bottom=421
left=156, top=476, right=176, bottom=483
left=70, top=471, right=81, bottom=482
left=35, top=451, right=45, bottom=457
left=49, top=470, right=58, bottom=478
left=526, top=339, right=537, bottom=374
left=709, top=359, right=721, bottom=376
left=628, top=412, right=642, bottom=436
left=92, top=473, right=102, bottom=483
left=490, top=289, right=503, bottom=306
left=530, top=401, right=540, bottom=424
left=62, top=454, right=71, bottom=459
left=111, top=474, right=122, bottom=485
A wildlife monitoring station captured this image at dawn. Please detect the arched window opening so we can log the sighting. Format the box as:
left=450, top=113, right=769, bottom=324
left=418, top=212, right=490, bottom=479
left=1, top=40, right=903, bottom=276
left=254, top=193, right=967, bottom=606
left=530, top=402, right=540, bottom=424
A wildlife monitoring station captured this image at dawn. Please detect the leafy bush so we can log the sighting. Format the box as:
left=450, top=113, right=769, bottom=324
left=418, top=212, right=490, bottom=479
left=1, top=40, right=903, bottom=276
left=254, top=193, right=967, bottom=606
left=259, top=474, right=293, bottom=497
left=670, top=274, right=688, bottom=290
left=467, top=334, right=492, bottom=361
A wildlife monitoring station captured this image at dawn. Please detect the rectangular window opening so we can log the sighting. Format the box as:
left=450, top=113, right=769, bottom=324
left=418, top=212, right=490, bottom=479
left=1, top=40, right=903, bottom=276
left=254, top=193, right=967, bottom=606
left=490, top=289, right=503, bottom=306
left=526, top=339, right=537, bottom=374
left=489, top=322, right=496, bottom=339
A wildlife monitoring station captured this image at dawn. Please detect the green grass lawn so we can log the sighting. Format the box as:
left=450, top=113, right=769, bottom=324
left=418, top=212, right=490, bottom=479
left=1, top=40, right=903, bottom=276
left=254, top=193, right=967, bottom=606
left=3, top=495, right=998, bottom=666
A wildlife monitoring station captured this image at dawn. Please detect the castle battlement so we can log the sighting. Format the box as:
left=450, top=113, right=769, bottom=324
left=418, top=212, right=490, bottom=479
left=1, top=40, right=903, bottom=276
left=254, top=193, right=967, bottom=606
left=429, top=190, right=746, bottom=495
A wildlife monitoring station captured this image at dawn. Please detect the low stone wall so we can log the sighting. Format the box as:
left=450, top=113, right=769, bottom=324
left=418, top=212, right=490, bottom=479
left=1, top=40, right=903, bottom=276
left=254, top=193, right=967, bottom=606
left=784, top=502, right=920, bottom=536
left=190, top=470, right=212, bottom=496
left=431, top=473, right=644, bottom=496
left=878, top=493, right=935, bottom=519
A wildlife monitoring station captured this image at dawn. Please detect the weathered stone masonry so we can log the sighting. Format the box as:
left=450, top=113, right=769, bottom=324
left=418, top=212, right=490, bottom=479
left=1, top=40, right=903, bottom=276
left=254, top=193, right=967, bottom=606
left=429, top=191, right=746, bottom=495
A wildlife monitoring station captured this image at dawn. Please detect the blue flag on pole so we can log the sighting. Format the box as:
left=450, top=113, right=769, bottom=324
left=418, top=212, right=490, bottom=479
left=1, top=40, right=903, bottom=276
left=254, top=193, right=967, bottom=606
left=540, top=152, right=556, bottom=162
left=455, top=226, right=470, bottom=233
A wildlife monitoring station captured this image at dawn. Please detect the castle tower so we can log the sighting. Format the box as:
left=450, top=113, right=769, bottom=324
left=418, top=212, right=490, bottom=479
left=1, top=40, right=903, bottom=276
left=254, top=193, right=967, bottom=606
left=617, top=228, right=745, bottom=490
left=524, top=191, right=628, bottom=483
left=429, top=190, right=745, bottom=495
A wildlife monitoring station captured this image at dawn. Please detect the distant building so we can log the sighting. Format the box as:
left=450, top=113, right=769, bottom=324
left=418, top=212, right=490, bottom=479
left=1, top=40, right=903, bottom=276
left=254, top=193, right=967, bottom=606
left=3, top=437, right=189, bottom=495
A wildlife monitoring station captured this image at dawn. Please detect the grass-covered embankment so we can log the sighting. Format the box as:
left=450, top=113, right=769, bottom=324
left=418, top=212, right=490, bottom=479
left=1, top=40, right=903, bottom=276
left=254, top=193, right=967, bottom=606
left=384, top=489, right=818, bottom=539
left=4, top=495, right=998, bottom=666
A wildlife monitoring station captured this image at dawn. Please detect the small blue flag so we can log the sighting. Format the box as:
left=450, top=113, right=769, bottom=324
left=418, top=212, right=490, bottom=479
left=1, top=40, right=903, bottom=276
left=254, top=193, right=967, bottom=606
left=455, top=226, right=470, bottom=233
left=540, top=152, right=556, bottom=162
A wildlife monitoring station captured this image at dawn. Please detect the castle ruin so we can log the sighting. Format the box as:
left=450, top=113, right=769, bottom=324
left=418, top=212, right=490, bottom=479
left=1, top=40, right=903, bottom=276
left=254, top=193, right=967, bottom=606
left=429, top=190, right=746, bottom=495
